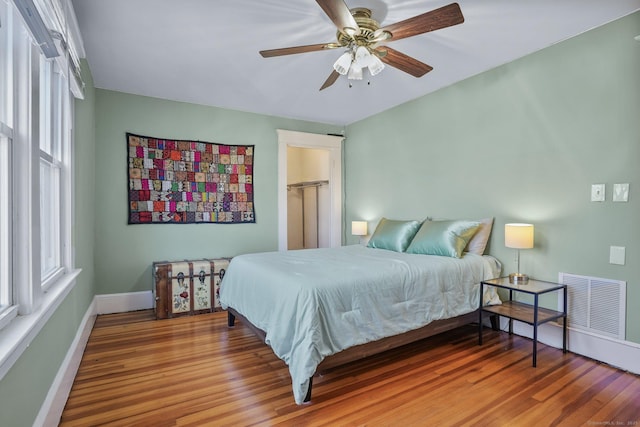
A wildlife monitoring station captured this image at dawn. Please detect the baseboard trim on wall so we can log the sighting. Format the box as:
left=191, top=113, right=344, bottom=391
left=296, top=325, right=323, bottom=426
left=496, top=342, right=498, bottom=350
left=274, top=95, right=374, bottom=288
left=34, top=299, right=97, bottom=427
left=94, top=291, right=154, bottom=314
left=504, top=319, right=640, bottom=375
left=36, top=291, right=154, bottom=426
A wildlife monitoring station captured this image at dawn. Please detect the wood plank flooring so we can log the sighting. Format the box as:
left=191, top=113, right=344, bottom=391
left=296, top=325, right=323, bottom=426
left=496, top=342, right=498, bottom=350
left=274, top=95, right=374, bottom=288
left=60, top=310, right=640, bottom=426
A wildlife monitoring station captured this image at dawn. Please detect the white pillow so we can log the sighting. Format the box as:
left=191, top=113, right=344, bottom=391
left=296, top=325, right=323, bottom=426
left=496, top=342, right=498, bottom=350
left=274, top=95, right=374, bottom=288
left=464, top=217, right=494, bottom=255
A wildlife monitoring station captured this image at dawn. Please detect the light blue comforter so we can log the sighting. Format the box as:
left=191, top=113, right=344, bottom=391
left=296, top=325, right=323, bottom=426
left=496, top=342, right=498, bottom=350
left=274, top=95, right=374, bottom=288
left=219, top=245, right=501, bottom=404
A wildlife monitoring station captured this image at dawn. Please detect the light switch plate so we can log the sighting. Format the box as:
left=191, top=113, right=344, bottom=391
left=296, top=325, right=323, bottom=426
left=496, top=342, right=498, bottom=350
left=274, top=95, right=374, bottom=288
left=610, top=246, right=626, bottom=265
left=613, top=183, right=629, bottom=202
left=591, top=184, right=605, bottom=202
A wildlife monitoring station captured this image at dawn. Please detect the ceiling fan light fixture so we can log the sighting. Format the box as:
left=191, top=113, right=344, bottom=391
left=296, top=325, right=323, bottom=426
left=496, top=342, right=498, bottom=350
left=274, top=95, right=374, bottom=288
left=260, top=1, right=466, bottom=91
left=354, top=46, right=373, bottom=68
left=333, top=51, right=352, bottom=75
left=368, top=54, right=385, bottom=76
left=347, top=64, right=363, bottom=80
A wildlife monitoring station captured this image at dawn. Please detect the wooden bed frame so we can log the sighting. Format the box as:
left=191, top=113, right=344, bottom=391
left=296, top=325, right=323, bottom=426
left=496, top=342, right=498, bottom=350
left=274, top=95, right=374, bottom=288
left=227, top=307, right=485, bottom=402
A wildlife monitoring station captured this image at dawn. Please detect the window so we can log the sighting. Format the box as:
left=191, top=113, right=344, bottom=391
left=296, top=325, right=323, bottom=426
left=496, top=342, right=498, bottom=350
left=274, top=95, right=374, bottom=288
left=0, top=0, right=16, bottom=330
left=0, top=0, right=83, bottom=382
left=0, top=0, right=77, bottom=325
left=0, top=127, right=12, bottom=328
left=0, top=129, right=12, bottom=330
left=39, top=59, right=67, bottom=287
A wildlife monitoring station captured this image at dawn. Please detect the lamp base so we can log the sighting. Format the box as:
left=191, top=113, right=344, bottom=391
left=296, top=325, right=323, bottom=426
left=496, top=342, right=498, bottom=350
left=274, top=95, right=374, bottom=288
left=509, top=273, right=529, bottom=284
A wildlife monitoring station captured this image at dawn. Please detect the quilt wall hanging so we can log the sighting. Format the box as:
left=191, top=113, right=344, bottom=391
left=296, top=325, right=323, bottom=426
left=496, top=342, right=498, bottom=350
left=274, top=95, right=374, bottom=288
left=127, top=132, right=255, bottom=224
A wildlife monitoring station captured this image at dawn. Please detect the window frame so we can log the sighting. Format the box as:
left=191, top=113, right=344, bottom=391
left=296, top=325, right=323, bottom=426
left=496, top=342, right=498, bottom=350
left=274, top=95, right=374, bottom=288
left=0, top=0, right=81, bottom=382
left=0, top=125, right=16, bottom=331
left=39, top=57, right=68, bottom=289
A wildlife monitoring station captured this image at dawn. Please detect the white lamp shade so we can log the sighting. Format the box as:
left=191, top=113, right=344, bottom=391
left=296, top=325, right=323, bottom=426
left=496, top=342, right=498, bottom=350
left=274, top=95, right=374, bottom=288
left=352, top=221, right=368, bottom=236
left=348, top=64, right=363, bottom=80
left=354, top=46, right=372, bottom=68
left=505, top=223, right=534, bottom=249
left=333, top=51, right=352, bottom=75
left=368, top=54, right=385, bottom=76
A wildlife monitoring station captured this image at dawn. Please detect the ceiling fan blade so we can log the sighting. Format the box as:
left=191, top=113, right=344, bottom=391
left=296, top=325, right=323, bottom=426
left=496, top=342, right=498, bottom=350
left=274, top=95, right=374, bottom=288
left=316, top=0, right=360, bottom=36
left=260, top=43, right=340, bottom=58
left=375, top=47, right=433, bottom=77
left=379, top=2, right=464, bottom=42
left=320, top=70, right=340, bottom=91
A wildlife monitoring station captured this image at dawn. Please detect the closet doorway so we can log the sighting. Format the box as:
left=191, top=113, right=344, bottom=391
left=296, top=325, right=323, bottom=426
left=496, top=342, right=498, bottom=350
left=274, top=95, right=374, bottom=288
left=277, top=130, right=343, bottom=251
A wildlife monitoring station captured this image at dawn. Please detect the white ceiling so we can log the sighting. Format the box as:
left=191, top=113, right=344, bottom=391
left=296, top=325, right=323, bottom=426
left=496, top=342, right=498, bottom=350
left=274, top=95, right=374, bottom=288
left=71, top=0, right=639, bottom=126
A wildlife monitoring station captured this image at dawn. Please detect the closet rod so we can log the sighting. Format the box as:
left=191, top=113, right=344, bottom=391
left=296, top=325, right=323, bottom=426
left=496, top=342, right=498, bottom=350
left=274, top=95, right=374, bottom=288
left=287, top=180, right=329, bottom=191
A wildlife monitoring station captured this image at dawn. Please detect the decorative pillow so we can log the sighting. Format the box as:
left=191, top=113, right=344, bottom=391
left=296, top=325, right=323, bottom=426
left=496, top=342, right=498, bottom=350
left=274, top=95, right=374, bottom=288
left=406, top=220, right=481, bottom=258
left=464, top=217, right=494, bottom=255
left=367, top=218, right=422, bottom=252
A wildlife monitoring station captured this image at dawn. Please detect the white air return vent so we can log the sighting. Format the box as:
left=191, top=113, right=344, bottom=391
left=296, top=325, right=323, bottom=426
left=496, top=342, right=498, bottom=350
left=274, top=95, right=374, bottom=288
left=558, top=273, right=626, bottom=340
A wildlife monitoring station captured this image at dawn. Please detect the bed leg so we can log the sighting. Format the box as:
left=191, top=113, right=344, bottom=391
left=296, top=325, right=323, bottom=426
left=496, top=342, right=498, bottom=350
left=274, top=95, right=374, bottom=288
left=490, top=314, right=499, bottom=331
left=303, top=376, right=313, bottom=402
left=227, top=311, right=236, bottom=327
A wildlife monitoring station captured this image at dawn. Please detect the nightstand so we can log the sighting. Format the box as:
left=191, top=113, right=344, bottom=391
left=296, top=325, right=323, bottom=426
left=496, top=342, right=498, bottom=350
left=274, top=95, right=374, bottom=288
left=478, top=277, right=567, bottom=367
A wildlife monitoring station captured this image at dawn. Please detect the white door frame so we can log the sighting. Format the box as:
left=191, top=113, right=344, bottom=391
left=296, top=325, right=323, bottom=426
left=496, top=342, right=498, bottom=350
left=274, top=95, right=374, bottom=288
left=277, top=129, right=343, bottom=251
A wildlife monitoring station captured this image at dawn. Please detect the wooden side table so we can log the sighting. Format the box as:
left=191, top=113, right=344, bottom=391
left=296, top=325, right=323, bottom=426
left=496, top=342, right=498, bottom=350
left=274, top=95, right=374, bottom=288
left=479, top=277, right=567, bottom=367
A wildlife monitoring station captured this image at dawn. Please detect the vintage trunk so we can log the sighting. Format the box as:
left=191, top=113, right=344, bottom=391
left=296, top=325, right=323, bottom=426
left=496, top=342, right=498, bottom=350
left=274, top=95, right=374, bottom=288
left=153, top=258, right=231, bottom=319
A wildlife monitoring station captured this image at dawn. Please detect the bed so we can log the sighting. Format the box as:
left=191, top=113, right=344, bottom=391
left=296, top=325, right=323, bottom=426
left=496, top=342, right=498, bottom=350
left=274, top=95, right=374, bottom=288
left=220, top=218, right=502, bottom=404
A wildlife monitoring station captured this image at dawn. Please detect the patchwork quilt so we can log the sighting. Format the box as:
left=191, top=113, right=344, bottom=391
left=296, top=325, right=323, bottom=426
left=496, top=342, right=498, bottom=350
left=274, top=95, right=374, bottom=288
left=127, top=132, right=255, bottom=224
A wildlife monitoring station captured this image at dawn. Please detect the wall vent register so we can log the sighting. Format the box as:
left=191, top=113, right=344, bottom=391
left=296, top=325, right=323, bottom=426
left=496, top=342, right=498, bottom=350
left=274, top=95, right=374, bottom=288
left=558, top=272, right=626, bottom=340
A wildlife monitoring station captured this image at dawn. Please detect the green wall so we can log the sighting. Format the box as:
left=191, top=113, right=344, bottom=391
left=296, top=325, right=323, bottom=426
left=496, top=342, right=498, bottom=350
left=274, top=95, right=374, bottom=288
left=94, top=90, right=342, bottom=295
left=345, top=12, right=640, bottom=343
left=2, top=13, right=638, bottom=425
left=0, top=61, right=97, bottom=427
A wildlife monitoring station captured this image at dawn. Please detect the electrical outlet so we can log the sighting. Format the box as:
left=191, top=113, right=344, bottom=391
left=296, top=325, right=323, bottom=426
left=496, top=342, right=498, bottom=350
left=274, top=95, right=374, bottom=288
left=591, top=184, right=605, bottom=202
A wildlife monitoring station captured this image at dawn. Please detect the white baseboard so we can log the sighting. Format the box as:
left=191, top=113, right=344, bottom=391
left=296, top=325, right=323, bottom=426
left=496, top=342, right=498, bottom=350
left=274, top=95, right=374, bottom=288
left=35, top=291, right=155, bottom=426
left=34, top=298, right=97, bottom=427
left=502, top=318, right=640, bottom=375
left=95, top=290, right=154, bottom=314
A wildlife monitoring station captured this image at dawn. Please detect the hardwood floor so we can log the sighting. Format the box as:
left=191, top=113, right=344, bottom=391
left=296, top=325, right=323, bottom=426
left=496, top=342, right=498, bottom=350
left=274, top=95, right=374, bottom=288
left=60, top=310, right=640, bottom=426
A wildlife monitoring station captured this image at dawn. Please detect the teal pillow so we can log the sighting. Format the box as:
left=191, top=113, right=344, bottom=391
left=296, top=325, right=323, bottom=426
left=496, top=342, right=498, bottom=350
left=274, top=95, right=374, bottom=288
left=406, top=220, right=481, bottom=258
left=367, top=218, right=422, bottom=252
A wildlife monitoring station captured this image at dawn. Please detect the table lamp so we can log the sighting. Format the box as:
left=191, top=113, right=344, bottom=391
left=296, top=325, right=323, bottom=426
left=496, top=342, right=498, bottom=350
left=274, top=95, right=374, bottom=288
left=505, top=223, right=534, bottom=284
left=352, top=221, right=368, bottom=244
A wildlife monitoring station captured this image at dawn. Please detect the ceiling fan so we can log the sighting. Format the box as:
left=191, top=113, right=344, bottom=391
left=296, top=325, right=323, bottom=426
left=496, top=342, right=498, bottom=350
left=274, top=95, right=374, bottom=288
left=259, top=0, right=464, bottom=90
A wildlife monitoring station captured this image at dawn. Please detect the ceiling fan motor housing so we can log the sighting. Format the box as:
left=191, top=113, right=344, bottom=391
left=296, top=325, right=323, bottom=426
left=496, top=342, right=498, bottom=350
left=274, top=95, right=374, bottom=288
left=336, top=8, right=381, bottom=48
